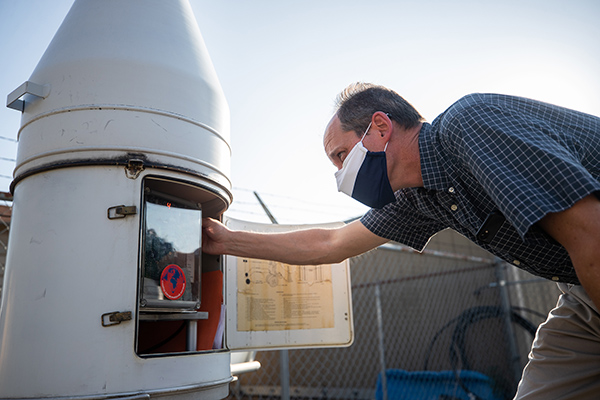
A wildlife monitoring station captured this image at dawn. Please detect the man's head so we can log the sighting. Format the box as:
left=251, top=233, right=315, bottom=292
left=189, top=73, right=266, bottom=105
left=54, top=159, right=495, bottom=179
left=335, top=82, right=424, bottom=137
left=324, top=82, right=425, bottom=192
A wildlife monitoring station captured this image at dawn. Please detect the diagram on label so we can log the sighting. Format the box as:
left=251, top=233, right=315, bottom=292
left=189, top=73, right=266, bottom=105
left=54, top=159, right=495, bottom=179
left=237, top=258, right=334, bottom=331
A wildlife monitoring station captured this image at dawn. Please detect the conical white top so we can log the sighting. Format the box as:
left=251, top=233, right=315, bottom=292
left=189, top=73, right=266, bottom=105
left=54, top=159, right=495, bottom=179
left=14, top=0, right=231, bottom=193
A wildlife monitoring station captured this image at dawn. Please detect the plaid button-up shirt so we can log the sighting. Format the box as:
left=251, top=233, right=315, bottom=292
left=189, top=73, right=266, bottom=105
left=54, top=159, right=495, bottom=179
left=361, top=93, right=600, bottom=284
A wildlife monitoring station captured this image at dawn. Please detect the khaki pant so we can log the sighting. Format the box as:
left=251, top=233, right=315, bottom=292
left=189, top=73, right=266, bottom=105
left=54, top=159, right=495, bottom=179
left=514, top=283, right=600, bottom=399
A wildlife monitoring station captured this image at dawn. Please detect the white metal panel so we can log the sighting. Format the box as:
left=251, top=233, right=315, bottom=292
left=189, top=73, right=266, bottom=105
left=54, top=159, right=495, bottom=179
left=224, top=218, right=354, bottom=351
left=0, top=168, right=234, bottom=399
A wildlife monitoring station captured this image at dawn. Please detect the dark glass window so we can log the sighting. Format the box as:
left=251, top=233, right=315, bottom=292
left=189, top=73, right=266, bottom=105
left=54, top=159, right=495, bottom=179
left=141, top=180, right=201, bottom=311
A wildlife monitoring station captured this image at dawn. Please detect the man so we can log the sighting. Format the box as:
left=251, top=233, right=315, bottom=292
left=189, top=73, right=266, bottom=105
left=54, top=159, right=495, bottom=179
left=203, top=83, right=600, bottom=399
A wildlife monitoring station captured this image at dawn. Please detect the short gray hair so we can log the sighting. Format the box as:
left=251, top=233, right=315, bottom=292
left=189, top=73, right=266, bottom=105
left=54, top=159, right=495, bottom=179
left=335, top=82, right=424, bottom=136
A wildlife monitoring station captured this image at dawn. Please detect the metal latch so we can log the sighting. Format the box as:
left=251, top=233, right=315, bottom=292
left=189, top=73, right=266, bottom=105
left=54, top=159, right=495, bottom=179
left=107, top=205, right=137, bottom=219
left=125, top=159, right=145, bottom=179
left=101, top=311, right=132, bottom=327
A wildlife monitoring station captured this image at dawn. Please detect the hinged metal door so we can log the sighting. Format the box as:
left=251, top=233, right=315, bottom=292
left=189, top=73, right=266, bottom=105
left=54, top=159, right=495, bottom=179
left=224, top=217, right=354, bottom=351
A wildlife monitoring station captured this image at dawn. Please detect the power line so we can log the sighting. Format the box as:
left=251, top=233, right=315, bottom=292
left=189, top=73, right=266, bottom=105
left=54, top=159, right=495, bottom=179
left=0, top=157, right=16, bottom=162
left=0, top=136, right=17, bottom=143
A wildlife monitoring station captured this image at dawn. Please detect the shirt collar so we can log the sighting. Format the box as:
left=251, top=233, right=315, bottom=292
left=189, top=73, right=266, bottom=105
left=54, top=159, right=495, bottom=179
left=418, top=122, right=454, bottom=192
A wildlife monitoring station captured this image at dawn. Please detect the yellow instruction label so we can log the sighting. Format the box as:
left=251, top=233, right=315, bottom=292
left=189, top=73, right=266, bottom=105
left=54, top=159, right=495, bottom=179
left=236, top=258, right=334, bottom=331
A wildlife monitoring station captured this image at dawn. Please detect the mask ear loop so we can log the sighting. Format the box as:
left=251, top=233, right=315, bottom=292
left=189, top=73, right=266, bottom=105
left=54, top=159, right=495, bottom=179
left=362, top=121, right=390, bottom=152
left=363, top=111, right=393, bottom=141
left=383, top=112, right=393, bottom=151
left=360, top=122, right=373, bottom=143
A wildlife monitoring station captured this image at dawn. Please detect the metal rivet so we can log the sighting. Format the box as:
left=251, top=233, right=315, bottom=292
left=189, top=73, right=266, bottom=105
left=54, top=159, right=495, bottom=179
left=513, top=260, right=521, bottom=266
left=450, top=204, right=458, bottom=211
left=551, top=276, right=560, bottom=281
left=448, top=187, right=455, bottom=193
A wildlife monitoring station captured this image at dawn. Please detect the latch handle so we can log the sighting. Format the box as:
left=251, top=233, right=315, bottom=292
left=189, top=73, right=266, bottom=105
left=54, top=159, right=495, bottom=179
left=102, top=311, right=132, bottom=327
left=7, top=81, right=51, bottom=112
left=107, top=205, right=137, bottom=219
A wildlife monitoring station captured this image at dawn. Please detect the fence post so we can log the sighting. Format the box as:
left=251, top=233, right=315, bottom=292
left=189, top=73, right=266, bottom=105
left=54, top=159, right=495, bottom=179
left=280, top=350, right=291, bottom=400
left=494, top=259, right=523, bottom=386
left=253, top=191, right=291, bottom=400
left=375, top=284, right=388, bottom=400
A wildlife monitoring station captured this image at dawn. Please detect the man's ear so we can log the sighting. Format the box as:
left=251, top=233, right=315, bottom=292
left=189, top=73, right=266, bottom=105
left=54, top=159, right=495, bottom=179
left=371, top=111, right=393, bottom=141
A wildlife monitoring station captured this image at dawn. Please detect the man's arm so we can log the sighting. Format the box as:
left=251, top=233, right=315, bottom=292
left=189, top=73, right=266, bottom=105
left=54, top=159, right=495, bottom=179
left=202, top=218, right=388, bottom=265
left=538, top=194, right=600, bottom=309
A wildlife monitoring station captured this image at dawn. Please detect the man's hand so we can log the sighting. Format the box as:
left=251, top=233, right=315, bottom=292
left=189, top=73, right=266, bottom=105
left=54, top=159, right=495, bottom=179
left=202, top=217, right=232, bottom=256
left=538, top=194, right=600, bottom=310
left=201, top=217, right=388, bottom=265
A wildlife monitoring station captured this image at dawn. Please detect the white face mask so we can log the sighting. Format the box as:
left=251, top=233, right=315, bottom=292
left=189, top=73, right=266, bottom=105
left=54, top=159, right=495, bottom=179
left=334, top=122, right=396, bottom=208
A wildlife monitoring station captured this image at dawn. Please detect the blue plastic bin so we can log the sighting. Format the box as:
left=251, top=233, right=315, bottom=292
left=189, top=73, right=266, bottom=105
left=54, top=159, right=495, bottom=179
left=375, top=369, right=501, bottom=400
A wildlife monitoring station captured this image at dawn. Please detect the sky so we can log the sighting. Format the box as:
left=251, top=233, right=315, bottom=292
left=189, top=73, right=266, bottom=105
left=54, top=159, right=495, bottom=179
left=1, top=0, right=599, bottom=225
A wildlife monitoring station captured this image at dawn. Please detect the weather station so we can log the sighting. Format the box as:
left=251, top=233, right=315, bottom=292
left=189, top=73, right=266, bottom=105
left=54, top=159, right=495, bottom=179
left=0, top=1, right=353, bottom=399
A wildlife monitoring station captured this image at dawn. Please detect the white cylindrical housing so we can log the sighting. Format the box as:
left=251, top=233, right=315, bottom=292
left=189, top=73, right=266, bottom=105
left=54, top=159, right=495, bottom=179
left=0, top=0, right=233, bottom=398
left=0, top=168, right=231, bottom=399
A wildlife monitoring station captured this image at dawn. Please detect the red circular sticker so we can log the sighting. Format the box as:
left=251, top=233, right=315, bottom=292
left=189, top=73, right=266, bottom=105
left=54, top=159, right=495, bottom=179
left=160, top=264, right=186, bottom=300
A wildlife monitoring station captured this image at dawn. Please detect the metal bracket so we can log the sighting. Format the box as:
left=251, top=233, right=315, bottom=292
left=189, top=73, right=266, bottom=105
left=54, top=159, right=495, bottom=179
left=101, top=311, right=132, bottom=327
left=107, top=205, right=137, bottom=219
left=125, top=159, right=145, bottom=179
left=7, top=81, right=51, bottom=112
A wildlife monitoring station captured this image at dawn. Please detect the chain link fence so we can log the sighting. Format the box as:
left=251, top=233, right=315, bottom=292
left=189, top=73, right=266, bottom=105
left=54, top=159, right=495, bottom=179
left=0, top=194, right=12, bottom=299
left=0, top=199, right=559, bottom=400
left=229, top=229, right=560, bottom=400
